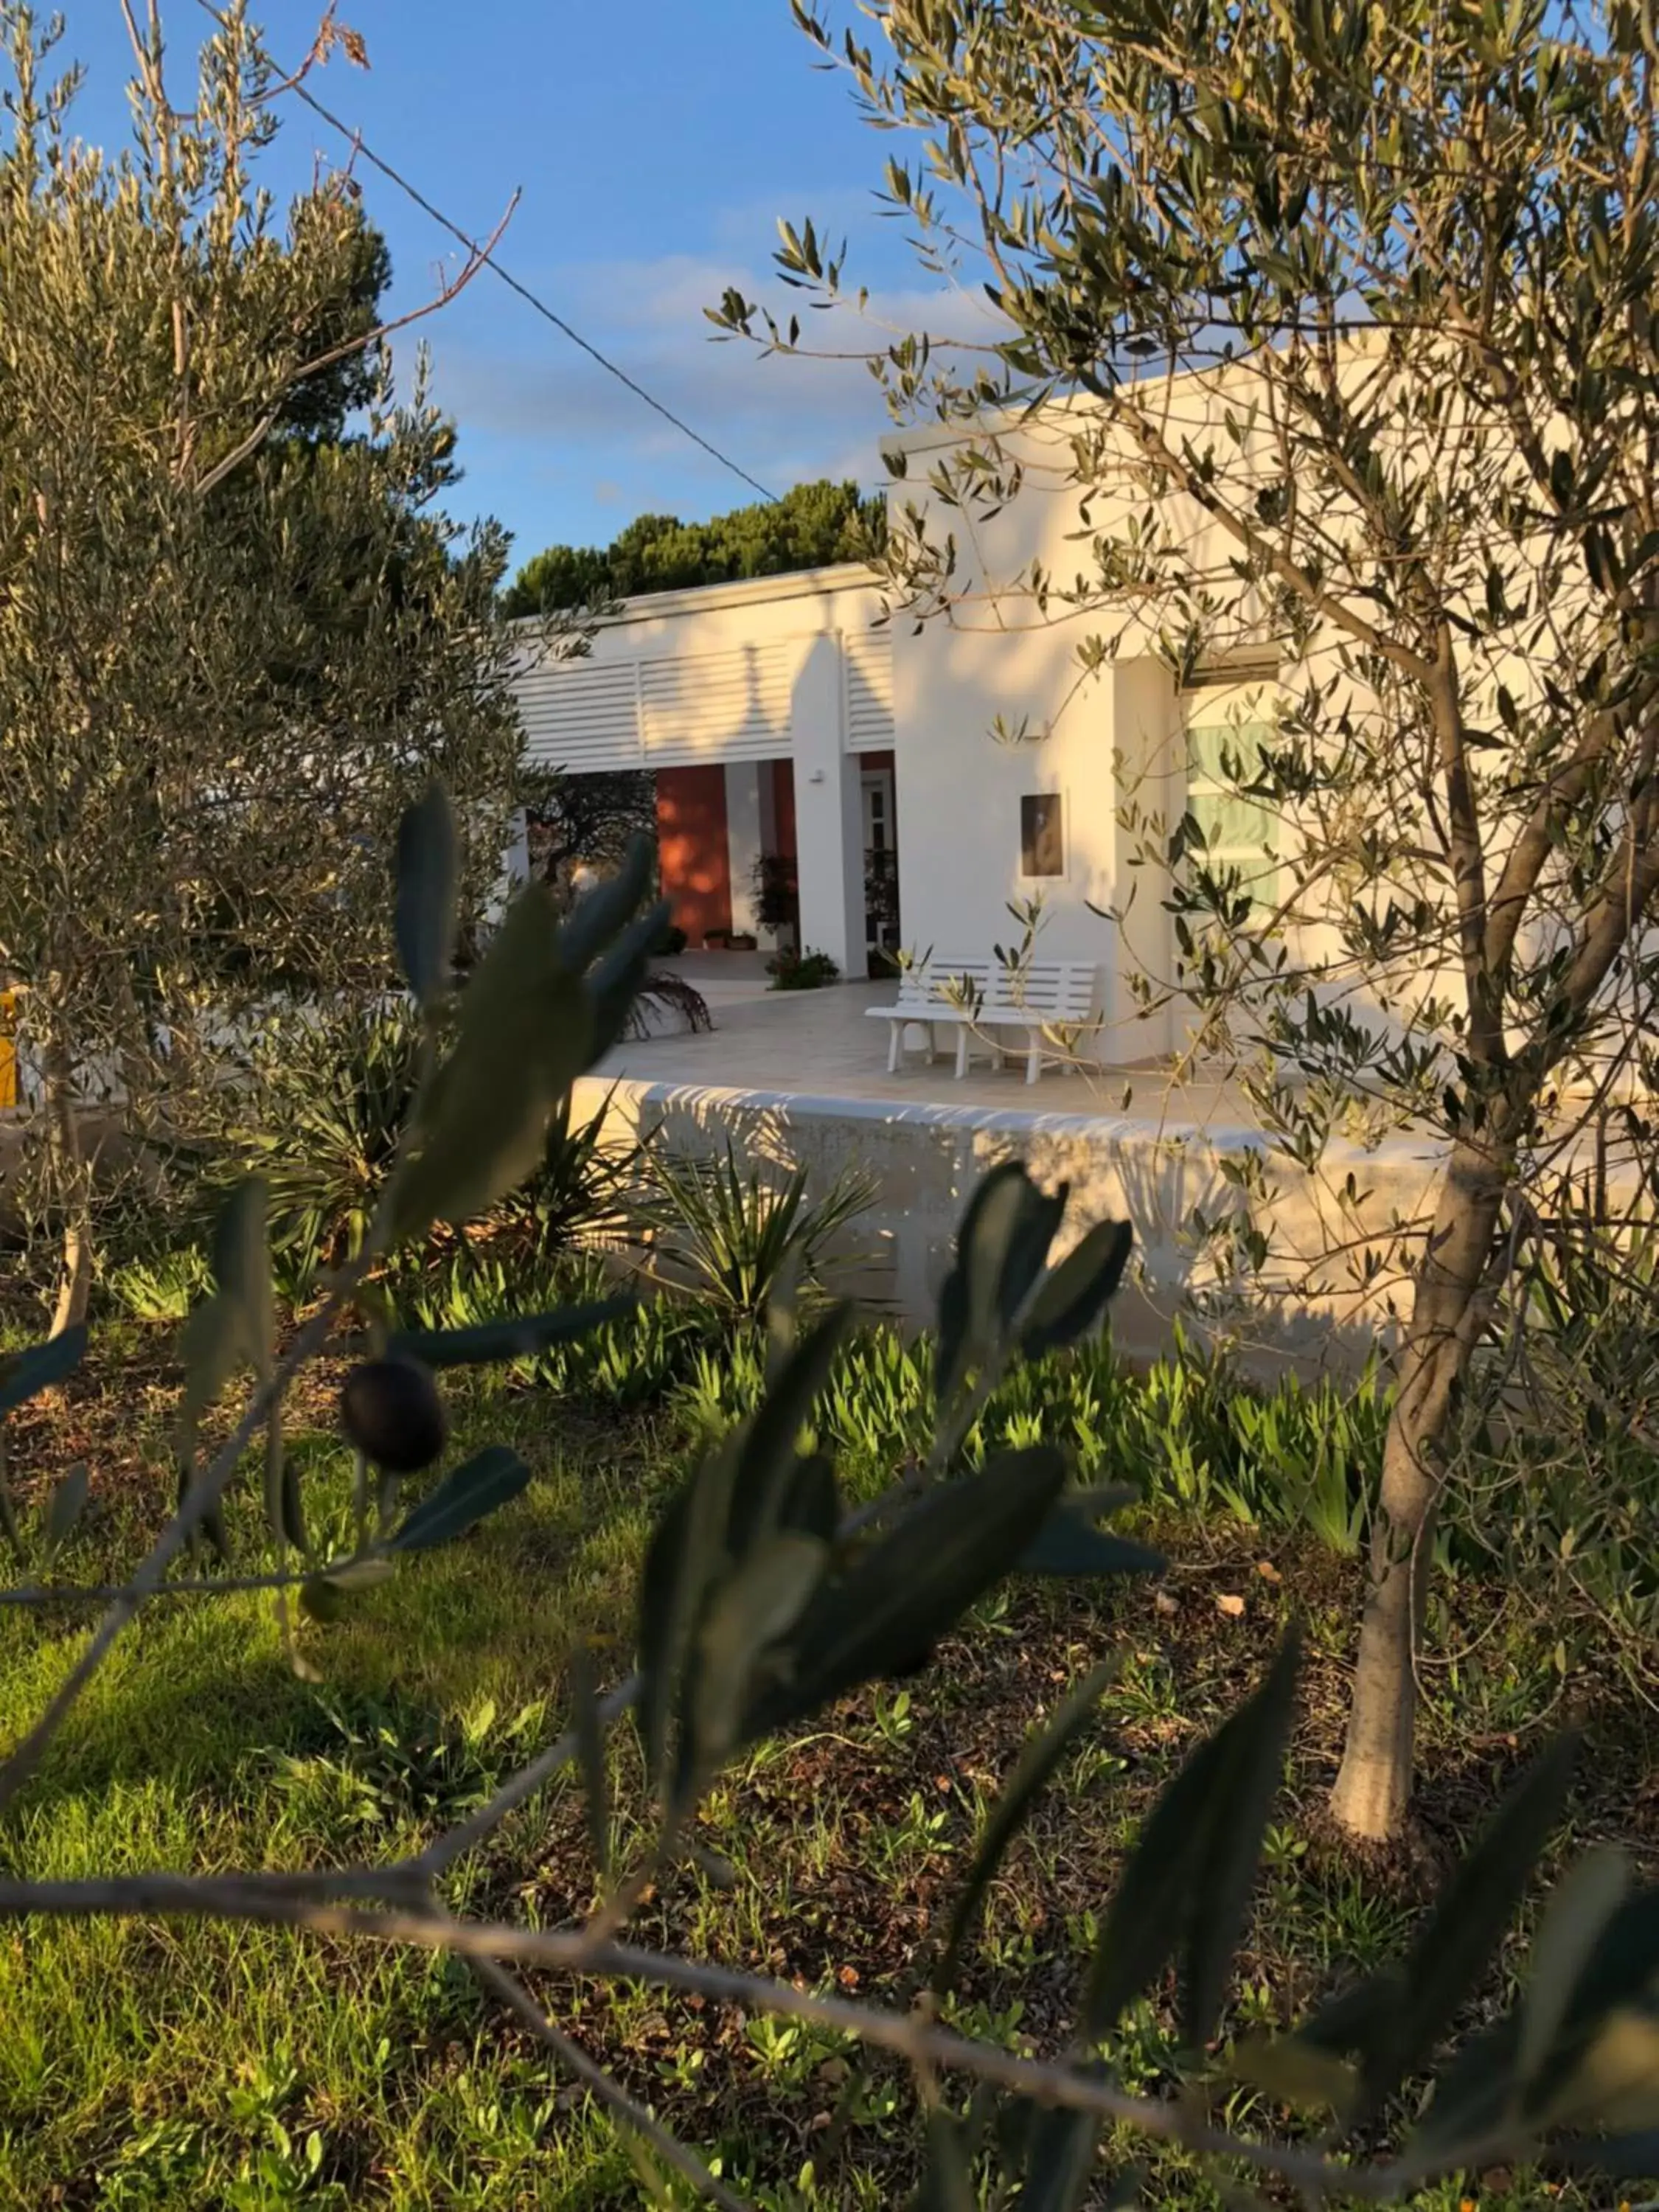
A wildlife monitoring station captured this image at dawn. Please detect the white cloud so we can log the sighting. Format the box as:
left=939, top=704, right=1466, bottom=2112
left=419, top=246, right=1008, bottom=529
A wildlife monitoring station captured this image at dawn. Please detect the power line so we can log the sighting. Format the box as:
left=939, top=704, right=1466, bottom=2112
left=190, top=0, right=780, bottom=504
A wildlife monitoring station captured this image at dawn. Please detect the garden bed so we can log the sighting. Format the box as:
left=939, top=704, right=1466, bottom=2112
left=0, top=1292, right=1655, bottom=2208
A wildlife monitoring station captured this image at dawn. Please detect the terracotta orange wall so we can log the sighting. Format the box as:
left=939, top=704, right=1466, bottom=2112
left=655, top=765, right=732, bottom=945
left=769, top=759, right=797, bottom=860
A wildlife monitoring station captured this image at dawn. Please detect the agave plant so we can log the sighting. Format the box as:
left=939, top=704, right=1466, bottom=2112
left=631, top=1138, right=877, bottom=1327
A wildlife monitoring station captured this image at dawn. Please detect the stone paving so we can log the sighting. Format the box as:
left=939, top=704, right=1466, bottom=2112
left=603, top=964, right=1259, bottom=1138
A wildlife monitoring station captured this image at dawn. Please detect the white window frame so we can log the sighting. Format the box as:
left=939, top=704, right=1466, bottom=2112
left=1182, top=692, right=1281, bottom=892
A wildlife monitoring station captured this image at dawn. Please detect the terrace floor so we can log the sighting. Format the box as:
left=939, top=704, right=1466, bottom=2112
left=592, top=959, right=1264, bottom=1141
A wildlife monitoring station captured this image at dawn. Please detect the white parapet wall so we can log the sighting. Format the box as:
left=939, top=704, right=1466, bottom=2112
left=573, top=1068, right=1447, bottom=1377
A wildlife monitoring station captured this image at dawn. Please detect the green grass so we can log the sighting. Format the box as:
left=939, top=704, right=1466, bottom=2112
left=0, top=1310, right=1652, bottom=2209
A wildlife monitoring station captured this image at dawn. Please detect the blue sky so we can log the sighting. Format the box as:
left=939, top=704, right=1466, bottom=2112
left=45, top=0, right=988, bottom=575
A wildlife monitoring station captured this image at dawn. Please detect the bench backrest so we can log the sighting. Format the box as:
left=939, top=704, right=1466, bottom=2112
left=892, top=958, right=1097, bottom=1025
left=890, top=959, right=996, bottom=1015
left=981, top=961, right=1097, bottom=1024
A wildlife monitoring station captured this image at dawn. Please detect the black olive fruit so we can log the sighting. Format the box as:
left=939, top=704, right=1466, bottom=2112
left=340, top=1357, right=448, bottom=1474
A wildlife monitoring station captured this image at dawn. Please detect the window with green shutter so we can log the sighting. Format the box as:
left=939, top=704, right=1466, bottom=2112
left=1184, top=720, right=1277, bottom=877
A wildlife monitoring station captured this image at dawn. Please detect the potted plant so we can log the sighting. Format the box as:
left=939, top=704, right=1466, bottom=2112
left=752, top=852, right=800, bottom=953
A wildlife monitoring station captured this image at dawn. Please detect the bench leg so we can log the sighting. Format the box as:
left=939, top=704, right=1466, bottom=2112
left=1026, top=1031, right=1041, bottom=1085
left=887, top=1020, right=900, bottom=1075
left=955, top=1026, right=969, bottom=1079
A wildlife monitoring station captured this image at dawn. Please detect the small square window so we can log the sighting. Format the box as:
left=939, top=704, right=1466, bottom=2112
left=1020, top=792, right=1065, bottom=878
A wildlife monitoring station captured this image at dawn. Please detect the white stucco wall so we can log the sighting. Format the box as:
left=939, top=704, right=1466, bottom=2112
left=880, top=404, right=1215, bottom=1065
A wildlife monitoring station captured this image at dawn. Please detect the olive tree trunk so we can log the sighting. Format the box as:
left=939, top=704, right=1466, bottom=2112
left=1329, top=1138, right=1511, bottom=1841
left=44, top=1029, right=93, bottom=1339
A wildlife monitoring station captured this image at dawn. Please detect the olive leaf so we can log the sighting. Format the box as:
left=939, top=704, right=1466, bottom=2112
left=935, top=1164, right=1060, bottom=1410
left=1021, top=1218, right=1135, bottom=1357
left=725, top=1304, right=853, bottom=1558
left=554, top=831, right=655, bottom=973
left=212, top=1178, right=273, bottom=1380
left=389, top=1445, right=532, bottom=1553
left=388, top=885, right=593, bottom=1244
left=386, top=1296, right=634, bottom=1369
left=933, top=1660, right=1116, bottom=1994
left=1083, top=1631, right=1300, bottom=2049
left=0, top=1326, right=87, bottom=1418
left=1020, top=1489, right=1164, bottom=1578
left=300, top=1557, right=396, bottom=1623
left=751, top=1445, right=1069, bottom=1730
left=691, top=1529, right=828, bottom=1767
left=1518, top=1845, right=1630, bottom=2110
left=394, top=781, right=459, bottom=1007
left=1356, top=1733, right=1579, bottom=2118
left=43, top=1462, right=88, bottom=1559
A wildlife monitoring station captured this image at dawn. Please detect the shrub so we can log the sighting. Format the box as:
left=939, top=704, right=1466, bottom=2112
left=751, top=852, right=799, bottom=936
left=490, top=1088, right=644, bottom=1256
left=103, top=1244, right=215, bottom=1325
left=766, top=947, right=841, bottom=991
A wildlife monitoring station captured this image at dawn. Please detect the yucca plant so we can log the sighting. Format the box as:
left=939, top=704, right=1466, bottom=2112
left=494, top=1087, right=646, bottom=1254
left=630, top=1139, right=877, bottom=1328
left=226, top=1001, right=423, bottom=1284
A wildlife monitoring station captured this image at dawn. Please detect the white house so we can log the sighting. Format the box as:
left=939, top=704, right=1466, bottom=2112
left=509, top=378, right=1312, bottom=1070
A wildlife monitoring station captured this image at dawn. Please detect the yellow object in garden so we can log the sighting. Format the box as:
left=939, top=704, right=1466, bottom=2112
left=0, top=990, right=15, bottom=1110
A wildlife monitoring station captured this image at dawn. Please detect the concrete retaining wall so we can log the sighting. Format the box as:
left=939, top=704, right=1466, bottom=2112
left=573, top=1071, right=1447, bottom=1377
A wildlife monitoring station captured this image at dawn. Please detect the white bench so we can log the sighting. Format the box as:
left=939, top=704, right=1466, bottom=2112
left=866, top=958, right=1099, bottom=1084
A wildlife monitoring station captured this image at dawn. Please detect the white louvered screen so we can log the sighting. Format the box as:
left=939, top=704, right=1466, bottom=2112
left=639, top=637, right=801, bottom=766
left=842, top=625, right=895, bottom=751
left=514, top=659, right=642, bottom=773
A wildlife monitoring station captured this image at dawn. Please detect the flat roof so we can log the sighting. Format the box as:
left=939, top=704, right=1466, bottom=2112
left=508, top=559, right=883, bottom=634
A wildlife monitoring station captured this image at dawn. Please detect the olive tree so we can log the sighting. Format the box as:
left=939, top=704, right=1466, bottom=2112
left=712, top=0, right=1659, bottom=1840
left=0, top=1, right=521, bottom=1331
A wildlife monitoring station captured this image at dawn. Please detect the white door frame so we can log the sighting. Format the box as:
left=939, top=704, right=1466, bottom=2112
left=860, top=768, right=898, bottom=953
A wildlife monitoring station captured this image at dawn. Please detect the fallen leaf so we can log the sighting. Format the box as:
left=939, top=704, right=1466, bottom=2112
left=1217, top=1593, right=1246, bottom=1618
left=1153, top=1590, right=1179, bottom=1615
left=1256, top=1559, right=1281, bottom=1582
